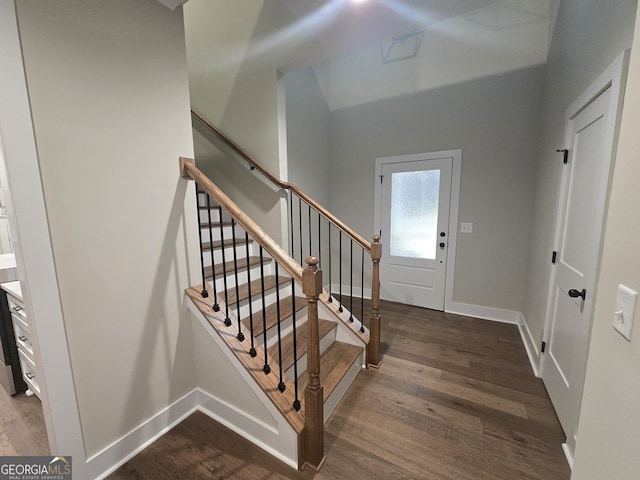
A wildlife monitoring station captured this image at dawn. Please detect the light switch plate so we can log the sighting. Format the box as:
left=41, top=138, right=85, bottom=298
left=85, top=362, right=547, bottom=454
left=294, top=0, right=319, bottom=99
left=613, top=284, right=637, bottom=341
left=461, top=223, right=473, bottom=234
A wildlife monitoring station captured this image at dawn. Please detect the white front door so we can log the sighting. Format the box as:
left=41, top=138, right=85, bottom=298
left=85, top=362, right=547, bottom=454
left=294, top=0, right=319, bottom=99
left=541, top=85, right=616, bottom=442
left=376, top=152, right=458, bottom=310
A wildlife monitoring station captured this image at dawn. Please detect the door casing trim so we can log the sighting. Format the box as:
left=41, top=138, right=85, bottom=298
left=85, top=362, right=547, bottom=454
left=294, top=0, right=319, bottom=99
left=374, top=149, right=462, bottom=312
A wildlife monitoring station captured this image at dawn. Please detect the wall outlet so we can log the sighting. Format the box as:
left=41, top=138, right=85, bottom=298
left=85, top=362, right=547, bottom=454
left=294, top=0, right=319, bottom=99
left=460, top=223, right=473, bottom=234
left=613, top=284, right=637, bottom=341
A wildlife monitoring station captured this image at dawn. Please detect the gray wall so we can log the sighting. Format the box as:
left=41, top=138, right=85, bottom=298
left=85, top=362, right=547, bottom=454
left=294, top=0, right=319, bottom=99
left=522, top=0, right=638, bottom=348
left=15, top=0, right=198, bottom=457
left=185, top=0, right=323, bottom=242
left=328, top=67, right=545, bottom=311
left=284, top=66, right=332, bottom=207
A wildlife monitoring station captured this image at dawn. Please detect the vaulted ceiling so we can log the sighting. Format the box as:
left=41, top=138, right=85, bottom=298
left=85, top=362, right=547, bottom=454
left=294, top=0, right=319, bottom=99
left=280, top=0, right=503, bottom=58
left=280, top=0, right=558, bottom=60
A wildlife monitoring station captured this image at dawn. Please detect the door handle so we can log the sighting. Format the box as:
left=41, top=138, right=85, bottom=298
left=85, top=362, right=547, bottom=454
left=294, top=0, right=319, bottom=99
left=568, top=288, right=586, bottom=301
left=439, top=242, right=446, bottom=248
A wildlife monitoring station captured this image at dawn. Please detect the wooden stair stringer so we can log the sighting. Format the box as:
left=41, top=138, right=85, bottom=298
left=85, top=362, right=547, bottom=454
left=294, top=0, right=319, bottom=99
left=186, top=285, right=304, bottom=435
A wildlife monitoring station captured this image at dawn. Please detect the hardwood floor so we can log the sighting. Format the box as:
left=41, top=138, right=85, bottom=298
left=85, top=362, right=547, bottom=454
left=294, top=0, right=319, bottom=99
left=108, top=300, right=570, bottom=480
left=0, top=389, right=49, bottom=456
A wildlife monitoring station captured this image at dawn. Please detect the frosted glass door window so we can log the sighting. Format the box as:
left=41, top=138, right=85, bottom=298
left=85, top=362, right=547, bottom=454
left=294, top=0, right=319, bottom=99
left=389, top=170, right=440, bottom=259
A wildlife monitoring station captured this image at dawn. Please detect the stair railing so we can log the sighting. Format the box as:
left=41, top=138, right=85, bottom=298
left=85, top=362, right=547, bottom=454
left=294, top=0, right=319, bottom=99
left=181, top=157, right=325, bottom=469
left=191, top=109, right=381, bottom=367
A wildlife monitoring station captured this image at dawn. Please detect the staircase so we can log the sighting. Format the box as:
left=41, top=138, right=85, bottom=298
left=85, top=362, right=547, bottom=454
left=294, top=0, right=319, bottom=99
left=195, top=193, right=365, bottom=418
left=181, top=112, right=382, bottom=470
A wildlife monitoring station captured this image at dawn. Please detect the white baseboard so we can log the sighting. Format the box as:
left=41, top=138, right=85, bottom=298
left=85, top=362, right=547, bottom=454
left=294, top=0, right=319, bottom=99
left=446, top=304, right=542, bottom=377
left=562, top=442, right=574, bottom=470
left=446, top=301, right=520, bottom=324
left=196, top=388, right=298, bottom=470
left=89, top=389, right=200, bottom=480
left=87, top=386, right=299, bottom=479
left=517, top=312, right=540, bottom=377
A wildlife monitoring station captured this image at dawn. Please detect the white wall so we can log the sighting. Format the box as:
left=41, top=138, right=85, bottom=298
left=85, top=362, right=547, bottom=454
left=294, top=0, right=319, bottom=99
left=570, top=11, right=640, bottom=479
left=14, top=0, right=198, bottom=459
left=184, top=0, right=324, bottom=242
left=522, top=0, right=637, bottom=354
left=328, top=66, right=545, bottom=312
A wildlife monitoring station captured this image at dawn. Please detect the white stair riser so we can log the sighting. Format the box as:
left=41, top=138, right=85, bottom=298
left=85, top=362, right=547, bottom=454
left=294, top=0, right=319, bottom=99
left=255, top=310, right=308, bottom=347
left=284, top=326, right=336, bottom=381
left=207, top=262, right=274, bottom=290
left=215, top=286, right=293, bottom=320
left=199, top=224, right=242, bottom=241
left=197, top=207, right=223, bottom=224
left=200, top=242, right=255, bottom=267
left=264, top=312, right=310, bottom=350
left=234, top=287, right=294, bottom=320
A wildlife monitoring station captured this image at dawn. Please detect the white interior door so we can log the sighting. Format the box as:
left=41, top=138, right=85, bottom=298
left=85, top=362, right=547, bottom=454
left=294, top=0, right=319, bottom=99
left=377, top=154, right=453, bottom=310
left=541, top=86, right=614, bottom=441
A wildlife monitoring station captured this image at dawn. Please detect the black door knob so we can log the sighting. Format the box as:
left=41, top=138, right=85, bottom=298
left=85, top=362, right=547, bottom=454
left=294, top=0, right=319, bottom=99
left=568, top=288, right=586, bottom=300
left=440, top=232, right=446, bottom=237
left=439, top=242, right=446, bottom=248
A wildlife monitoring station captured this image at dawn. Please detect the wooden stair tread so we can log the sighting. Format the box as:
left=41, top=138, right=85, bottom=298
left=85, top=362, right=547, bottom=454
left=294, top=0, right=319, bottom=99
left=199, top=220, right=232, bottom=228
left=268, top=319, right=337, bottom=372
left=226, top=275, right=290, bottom=305
left=201, top=238, right=251, bottom=252
left=298, top=341, right=363, bottom=402
left=204, top=256, right=270, bottom=279
left=242, top=296, right=307, bottom=337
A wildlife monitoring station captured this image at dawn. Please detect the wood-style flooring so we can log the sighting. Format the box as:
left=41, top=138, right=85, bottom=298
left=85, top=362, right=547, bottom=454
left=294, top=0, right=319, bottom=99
left=0, top=389, right=49, bottom=456
left=109, top=299, right=571, bottom=480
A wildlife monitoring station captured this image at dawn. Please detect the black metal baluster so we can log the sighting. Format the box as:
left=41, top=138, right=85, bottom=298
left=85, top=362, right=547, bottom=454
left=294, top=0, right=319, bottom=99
left=275, top=264, right=285, bottom=392
left=317, top=212, right=321, bottom=267
left=218, top=206, right=231, bottom=327
left=328, top=222, right=333, bottom=303
left=298, top=197, right=303, bottom=265
left=259, top=247, right=270, bottom=374
left=205, top=193, right=219, bottom=311
left=308, top=204, right=312, bottom=258
left=291, top=278, right=300, bottom=411
left=289, top=191, right=294, bottom=258
left=245, top=231, right=256, bottom=357
left=339, top=231, right=343, bottom=313
left=231, top=219, right=244, bottom=342
left=360, top=248, right=365, bottom=333
left=349, top=239, right=354, bottom=322
left=194, top=183, right=209, bottom=300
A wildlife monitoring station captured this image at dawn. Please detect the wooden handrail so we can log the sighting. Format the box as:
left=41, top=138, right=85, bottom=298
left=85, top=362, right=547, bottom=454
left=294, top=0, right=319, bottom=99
left=191, top=109, right=371, bottom=252
left=180, top=157, right=303, bottom=282
left=191, top=109, right=284, bottom=189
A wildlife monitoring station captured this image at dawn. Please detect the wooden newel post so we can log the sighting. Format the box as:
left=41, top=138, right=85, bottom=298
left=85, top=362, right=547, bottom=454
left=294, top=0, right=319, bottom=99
left=302, top=256, right=325, bottom=470
left=367, top=235, right=382, bottom=367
